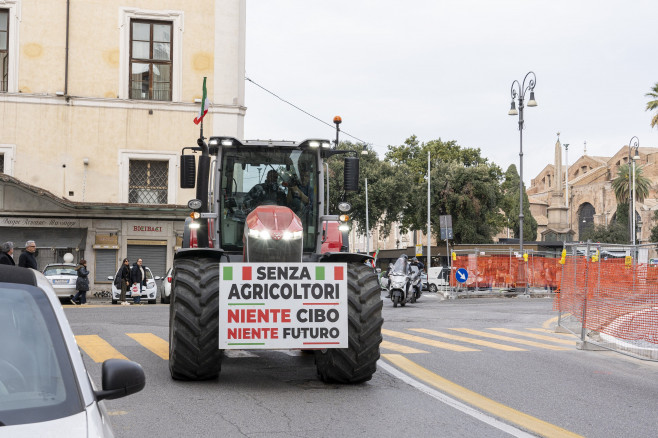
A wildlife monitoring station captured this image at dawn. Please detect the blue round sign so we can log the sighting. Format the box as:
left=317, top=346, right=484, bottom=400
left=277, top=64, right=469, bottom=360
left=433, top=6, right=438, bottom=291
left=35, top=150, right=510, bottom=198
left=455, top=268, right=468, bottom=283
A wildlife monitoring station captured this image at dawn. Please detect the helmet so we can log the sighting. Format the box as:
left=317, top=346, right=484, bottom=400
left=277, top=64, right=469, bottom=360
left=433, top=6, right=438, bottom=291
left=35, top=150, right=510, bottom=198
left=411, top=257, right=418, bottom=262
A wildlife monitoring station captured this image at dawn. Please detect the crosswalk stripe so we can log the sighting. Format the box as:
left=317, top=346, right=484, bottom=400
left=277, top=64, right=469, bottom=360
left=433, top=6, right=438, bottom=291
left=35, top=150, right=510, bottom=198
left=527, top=328, right=576, bottom=338
left=410, top=329, right=526, bottom=351
left=489, top=328, right=574, bottom=345
left=126, top=333, right=169, bottom=360
left=75, top=335, right=128, bottom=362
left=381, top=340, right=429, bottom=354
left=449, top=329, right=570, bottom=351
left=382, top=329, right=479, bottom=352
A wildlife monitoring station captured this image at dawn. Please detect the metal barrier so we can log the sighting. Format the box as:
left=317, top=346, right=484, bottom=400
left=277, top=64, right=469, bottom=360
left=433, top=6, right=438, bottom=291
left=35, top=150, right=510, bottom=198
left=555, top=242, right=658, bottom=361
left=449, top=248, right=560, bottom=295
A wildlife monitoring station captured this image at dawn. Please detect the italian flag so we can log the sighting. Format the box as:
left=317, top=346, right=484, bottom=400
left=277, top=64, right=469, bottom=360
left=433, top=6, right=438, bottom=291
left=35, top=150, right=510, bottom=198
left=194, top=77, right=210, bottom=125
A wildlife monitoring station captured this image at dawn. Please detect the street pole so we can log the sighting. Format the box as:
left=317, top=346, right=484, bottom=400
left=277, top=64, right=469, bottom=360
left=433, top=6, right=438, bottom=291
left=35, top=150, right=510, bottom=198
left=427, top=151, right=431, bottom=268
left=628, top=136, right=639, bottom=245
left=509, top=72, right=537, bottom=294
left=365, top=178, right=369, bottom=254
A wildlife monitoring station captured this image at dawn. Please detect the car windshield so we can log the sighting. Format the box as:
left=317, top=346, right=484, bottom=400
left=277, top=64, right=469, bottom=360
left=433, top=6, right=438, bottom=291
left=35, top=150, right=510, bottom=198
left=43, top=266, right=77, bottom=276
left=219, top=147, right=318, bottom=252
left=0, top=284, right=83, bottom=425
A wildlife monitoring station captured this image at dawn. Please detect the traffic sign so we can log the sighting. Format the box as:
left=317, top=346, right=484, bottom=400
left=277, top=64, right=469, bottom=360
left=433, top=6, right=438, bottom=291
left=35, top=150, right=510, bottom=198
left=455, top=268, right=468, bottom=283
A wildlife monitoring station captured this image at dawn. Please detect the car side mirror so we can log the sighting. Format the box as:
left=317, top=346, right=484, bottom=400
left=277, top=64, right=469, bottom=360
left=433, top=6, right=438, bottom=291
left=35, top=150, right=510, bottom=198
left=154, top=276, right=161, bottom=281
left=95, top=359, right=146, bottom=401
left=107, top=276, right=113, bottom=280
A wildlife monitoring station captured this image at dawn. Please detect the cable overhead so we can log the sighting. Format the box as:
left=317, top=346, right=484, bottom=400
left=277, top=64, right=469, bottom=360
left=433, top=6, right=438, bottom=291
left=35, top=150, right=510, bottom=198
left=245, top=76, right=370, bottom=146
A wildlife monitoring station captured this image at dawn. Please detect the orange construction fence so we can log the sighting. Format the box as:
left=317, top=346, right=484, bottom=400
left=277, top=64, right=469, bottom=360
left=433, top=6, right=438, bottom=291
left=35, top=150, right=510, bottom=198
left=555, top=256, right=658, bottom=345
left=449, top=254, right=561, bottom=290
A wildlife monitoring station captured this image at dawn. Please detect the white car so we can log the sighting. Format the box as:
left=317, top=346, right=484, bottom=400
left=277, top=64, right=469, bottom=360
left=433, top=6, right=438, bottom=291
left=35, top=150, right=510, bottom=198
left=0, top=264, right=145, bottom=437
left=160, top=267, right=172, bottom=304
left=107, top=267, right=160, bottom=305
left=42, top=263, right=78, bottom=298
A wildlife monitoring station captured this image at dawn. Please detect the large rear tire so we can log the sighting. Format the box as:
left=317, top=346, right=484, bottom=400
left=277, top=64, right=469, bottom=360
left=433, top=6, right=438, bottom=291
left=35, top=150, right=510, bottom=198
left=315, top=262, right=383, bottom=384
left=169, top=257, right=224, bottom=380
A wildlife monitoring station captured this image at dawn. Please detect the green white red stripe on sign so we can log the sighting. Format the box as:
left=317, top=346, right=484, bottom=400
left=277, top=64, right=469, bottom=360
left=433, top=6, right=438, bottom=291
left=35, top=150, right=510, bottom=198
left=218, top=263, right=348, bottom=349
left=194, top=76, right=210, bottom=125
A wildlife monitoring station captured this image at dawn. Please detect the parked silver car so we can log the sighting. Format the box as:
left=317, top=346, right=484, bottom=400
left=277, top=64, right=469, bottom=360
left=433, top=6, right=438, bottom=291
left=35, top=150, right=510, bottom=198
left=0, top=264, right=145, bottom=437
left=107, top=266, right=160, bottom=304
left=42, top=263, right=78, bottom=298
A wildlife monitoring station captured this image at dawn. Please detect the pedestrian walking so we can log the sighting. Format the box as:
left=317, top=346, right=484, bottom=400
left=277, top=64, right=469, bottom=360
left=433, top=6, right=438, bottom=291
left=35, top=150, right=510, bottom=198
left=18, top=240, right=38, bottom=269
left=0, top=241, right=15, bottom=265
left=130, top=258, right=146, bottom=305
left=72, top=260, right=90, bottom=306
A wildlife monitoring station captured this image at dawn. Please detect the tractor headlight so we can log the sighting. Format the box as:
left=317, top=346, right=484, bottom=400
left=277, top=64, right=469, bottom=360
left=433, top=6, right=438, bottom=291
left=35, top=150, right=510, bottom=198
left=248, top=229, right=271, bottom=240
left=283, top=230, right=303, bottom=240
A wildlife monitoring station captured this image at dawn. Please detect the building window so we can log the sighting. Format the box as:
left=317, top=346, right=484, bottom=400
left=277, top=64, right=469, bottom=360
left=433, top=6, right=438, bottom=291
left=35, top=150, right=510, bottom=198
left=0, top=153, right=4, bottom=173
left=130, top=20, right=172, bottom=101
left=129, top=160, right=168, bottom=204
left=1, top=9, right=8, bottom=92
left=578, top=202, right=596, bottom=238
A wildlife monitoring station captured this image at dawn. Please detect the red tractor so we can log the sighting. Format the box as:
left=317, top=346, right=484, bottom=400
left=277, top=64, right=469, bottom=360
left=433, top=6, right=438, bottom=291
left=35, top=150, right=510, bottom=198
left=170, top=136, right=382, bottom=383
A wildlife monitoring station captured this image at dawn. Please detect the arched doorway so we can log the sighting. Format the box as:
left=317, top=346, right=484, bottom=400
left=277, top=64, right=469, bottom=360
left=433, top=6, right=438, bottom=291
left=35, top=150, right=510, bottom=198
left=578, top=202, right=596, bottom=238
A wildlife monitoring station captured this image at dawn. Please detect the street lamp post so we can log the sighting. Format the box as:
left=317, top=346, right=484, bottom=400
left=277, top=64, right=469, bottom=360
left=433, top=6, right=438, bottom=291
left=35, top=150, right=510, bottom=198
left=508, top=72, right=537, bottom=292
left=628, top=136, right=639, bottom=245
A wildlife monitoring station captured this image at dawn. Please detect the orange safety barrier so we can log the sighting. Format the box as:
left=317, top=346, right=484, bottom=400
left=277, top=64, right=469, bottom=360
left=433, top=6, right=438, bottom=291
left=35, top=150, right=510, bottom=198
left=449, top=254, right=561, bottom=290
left=554, top=256, right=658, bottom=345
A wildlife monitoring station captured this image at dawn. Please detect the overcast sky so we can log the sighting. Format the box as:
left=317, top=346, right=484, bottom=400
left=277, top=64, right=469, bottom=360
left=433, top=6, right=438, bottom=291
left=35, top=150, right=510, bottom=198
left=243, top=0, right=657, bottom=183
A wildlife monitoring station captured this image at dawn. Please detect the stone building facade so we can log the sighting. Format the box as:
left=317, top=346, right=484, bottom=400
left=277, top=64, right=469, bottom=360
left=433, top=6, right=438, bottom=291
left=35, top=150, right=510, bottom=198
left=0, top=0, right=246, bottom=287
left=527, top=139, right=658, bottom=242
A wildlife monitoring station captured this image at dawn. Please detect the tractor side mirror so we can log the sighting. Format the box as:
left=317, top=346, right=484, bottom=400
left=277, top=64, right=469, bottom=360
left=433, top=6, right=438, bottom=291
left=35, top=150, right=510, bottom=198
left=344, top=157, right=359, bottom=192
left=180, top=155, right=196, bottom=189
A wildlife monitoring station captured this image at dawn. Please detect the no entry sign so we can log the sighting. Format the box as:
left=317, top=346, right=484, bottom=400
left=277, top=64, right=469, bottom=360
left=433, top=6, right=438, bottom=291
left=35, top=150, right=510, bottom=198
left=219, top=263, right=348, bottom=349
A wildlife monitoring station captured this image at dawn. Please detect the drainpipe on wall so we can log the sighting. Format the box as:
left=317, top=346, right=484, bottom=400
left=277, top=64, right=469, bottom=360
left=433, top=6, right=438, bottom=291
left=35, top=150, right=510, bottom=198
left=64, top=0, right=70, bottom=98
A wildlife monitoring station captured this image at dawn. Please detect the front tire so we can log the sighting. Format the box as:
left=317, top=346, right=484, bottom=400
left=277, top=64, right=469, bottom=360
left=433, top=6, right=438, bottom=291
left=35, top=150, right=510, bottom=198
left=315, top=262, right=383, bottom=384
left=429, top=284, right=437, bottom=293
left=169, top=257, right=224, bottom=380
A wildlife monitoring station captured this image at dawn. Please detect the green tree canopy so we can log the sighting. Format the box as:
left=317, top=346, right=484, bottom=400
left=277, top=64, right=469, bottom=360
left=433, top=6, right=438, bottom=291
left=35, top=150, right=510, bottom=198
left=611, top=163, right=651, bottom=205
left=500, top=164, right=538, bottom=241
left=645, top=82, right=658, bottom=129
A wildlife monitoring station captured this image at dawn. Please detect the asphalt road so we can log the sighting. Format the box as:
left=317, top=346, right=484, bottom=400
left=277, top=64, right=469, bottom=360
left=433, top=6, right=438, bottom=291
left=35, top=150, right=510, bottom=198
left=64, top=292, right=658, bottom=438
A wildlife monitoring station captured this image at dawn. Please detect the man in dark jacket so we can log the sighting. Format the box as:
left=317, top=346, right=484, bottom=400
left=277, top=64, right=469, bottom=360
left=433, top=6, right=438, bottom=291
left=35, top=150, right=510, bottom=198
left=0, top=241, right=15, bottom=265
left=130, top=258, right=147, bottom=305
left=18, top=240, right=38, bottom=269
left=116, top=258, right=132, bottom=305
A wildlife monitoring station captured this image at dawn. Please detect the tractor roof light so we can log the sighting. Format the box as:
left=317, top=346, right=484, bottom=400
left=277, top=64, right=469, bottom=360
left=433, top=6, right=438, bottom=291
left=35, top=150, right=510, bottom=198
left=308, top=141, right=321, bottom=148
left=221, top=139, right=234, bottom=146
left=209, top=138, right=219, bottom=146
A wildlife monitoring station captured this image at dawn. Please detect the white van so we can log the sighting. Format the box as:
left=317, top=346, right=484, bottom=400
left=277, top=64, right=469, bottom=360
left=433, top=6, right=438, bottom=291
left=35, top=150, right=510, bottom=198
left=426, top=266, right=449, bottom=292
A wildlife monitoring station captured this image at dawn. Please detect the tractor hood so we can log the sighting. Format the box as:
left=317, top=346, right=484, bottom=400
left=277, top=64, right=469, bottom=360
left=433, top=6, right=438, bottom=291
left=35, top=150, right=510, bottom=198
left=245, top=205, right=303, bottom=241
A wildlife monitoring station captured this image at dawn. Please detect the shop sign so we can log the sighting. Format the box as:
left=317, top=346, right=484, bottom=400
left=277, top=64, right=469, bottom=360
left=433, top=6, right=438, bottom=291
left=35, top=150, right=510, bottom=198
left=128, top=222, right=166, bottom=235
left=0, top=217, right=80, bottom=228
left=218, top=263, right=348, bottom=349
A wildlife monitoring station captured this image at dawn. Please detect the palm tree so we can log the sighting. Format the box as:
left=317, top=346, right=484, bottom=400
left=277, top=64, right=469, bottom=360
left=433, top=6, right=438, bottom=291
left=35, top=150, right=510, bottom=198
left=646, top=82, right=658, bottom=129
left=612, top=163, right=651, bottom=204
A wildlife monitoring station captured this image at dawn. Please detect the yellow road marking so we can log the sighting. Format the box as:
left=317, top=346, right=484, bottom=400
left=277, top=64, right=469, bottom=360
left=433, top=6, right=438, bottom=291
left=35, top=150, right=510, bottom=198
left=542, top=314, right=567, bottom=329
left=382, top=329, right=479, bottom=352
left=382, top=354, right=583, bottom=438
left=449, top=329, right=570, bottom=351
left=126, top=333, right=169, bottom=360
left=380, top=340, right=428, bottom=354
left=75, top=335, right=128, bottom=363
left=410, top=328, right=526, bottom=351
left=489, top=328, right=575, bottom=345
left=528, top=328, right=576, bottom=338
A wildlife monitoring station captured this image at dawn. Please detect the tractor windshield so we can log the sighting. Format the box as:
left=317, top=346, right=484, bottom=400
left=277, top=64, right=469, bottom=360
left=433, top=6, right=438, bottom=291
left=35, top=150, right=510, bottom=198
left=219, top=147, right=318, bottom=253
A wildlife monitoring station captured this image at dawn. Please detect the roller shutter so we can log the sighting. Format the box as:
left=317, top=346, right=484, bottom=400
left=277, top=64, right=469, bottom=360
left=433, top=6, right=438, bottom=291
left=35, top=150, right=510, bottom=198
left=127, top=244, right=167, bottom=278
left=95, top=249, right=118, bottom=283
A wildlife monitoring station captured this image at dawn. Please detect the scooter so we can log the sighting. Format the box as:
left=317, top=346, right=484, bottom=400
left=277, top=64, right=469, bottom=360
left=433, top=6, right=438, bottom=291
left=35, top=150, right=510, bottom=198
left=407, top=265, right=423, bottom=303
left=388, top=256, right=416, bottom=307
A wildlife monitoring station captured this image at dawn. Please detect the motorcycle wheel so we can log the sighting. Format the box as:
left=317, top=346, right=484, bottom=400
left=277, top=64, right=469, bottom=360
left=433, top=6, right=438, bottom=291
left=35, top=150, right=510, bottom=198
left=393, top=295, right=399, bottom=307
